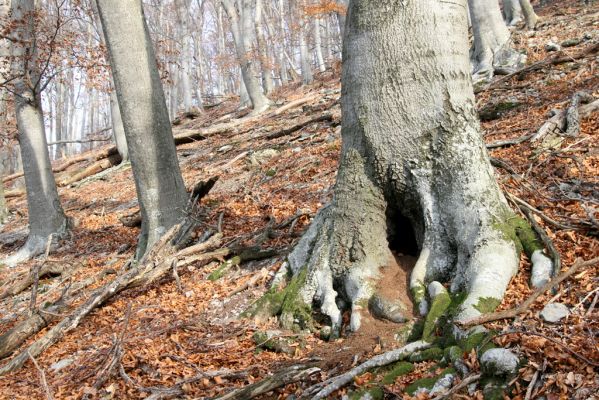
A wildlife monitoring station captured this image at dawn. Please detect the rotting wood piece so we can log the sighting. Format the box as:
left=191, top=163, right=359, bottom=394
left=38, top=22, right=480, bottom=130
left=0, top=263, right=67, bottom=300
left=59, top=153, right=122, bottom=187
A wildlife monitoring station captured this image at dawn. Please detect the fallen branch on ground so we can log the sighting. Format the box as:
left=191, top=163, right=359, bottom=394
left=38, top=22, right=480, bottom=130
left=0, top=263, right=67, bottom=300
left=481, top=42, right=599, bottom=92
left=459, top=256, right=599, bottom=327
left=519, top=206, right=561, bottom=279
left=0, top=222, right=224, bottom=375
left=215, top=363, right=320, bottom=400
left=305, top=341, right=430, bottom=399
left=532, top=98, right=599, bottom=142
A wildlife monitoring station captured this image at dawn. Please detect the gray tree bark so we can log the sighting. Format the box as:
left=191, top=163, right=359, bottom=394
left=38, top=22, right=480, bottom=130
left=255, top=0, right=274, bottom=94
left=314, top=18, right=326, bottom=72
left=96, top=0, right=187, bottom=257
left=271, top=0, right=528, bottom=332
left=3, top=0, right=69, bottom=267
left=0, top=0, right=10, bottom=223
left=519, top=0, right=538, bottom=29
left=503, top=0, right=523, bottom=26
left=222, top=0, right=270, bottom=112
left=469, top=0, right=525, bottom=83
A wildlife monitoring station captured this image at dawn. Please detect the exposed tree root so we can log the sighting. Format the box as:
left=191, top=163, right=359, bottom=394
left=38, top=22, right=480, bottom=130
left=0, top=226, right=224, bottom=375
left=458, top=256, right=598, bottom=327
left=215, top=363, right=320, bottom=400
left=265, top=112, right=338, bottom=140
left=304, top=341, right=430, bottom=400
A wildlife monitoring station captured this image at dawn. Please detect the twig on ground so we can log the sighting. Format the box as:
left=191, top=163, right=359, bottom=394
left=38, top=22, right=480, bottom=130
left=519, top=206, right=561, bottom=278
left=459, top=257, right=599, bottom=327
left=490, top=330, right=598, bottom=367
left=486, top=133, right=534, bottom=149
left=214, top=363, right=320, bottom=400
left=306, top=341, right=430, bottom=399
left=28, top=351, right=53, bottom=400
left=506, top=192, right=577, bottom=230
left=524, top=360, right=545, bottom=400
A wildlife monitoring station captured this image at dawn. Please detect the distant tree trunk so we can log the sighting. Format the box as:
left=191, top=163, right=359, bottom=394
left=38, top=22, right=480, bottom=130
left=335, top=0, right=348, bottom=40
left=519, top=0, right=539, bottom=29
left=469, top=0, right=525, bottom=83
left=314, top=18, right=326, bottom=72
left=177, top=0, right=194, bottom=112
left=54, top=73, right=66, bottom=159
left=503, top=0, right=523, bottom=26
left=222, top=0, right=270, bottom=112
left=0, top=179, right=7, bottom=225
left=91, top=0, right=128, bottom=161
left=3, top=0, right=69, bottom=267
left=251, top=0, right=534, bottom=334
left=97, top=0, right=188, bottom=257
left=255, top=0, right=274, bottom=94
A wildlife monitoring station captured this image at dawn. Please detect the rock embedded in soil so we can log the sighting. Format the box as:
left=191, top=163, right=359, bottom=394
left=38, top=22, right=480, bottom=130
left=545, top=41, right=561, bottom=52
left=480, top=348, right=519, bottom=376
left=540, top=303, right=570, bottom=323
left=561, top=38, right=581, bottom=47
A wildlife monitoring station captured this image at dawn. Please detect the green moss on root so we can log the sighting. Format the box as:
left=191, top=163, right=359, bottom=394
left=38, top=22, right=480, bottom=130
left=422, top=291, right=451, bottom=341
left=349, top=387, right=384, bottom=400
left=381, top=361, right=414, bottom=385
left=207, top=256, right=241, bottom=281
left=244, top=266, right=313, bottom=330
left=409, top=347, right=444, bottom=362
left=411, top=283, right=426, bottom=310
left=494, top=216, right=544, bottom=257
left=405, top=368, right=455, bottom=396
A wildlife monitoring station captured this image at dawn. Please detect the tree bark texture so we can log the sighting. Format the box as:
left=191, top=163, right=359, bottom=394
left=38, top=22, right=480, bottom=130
left=469, top=0, right=525, bottom=82
left=97, top=0, right=187, bottom=257
left=276, top=0, right=523, bottom=332
left=3, top=0, right=68, bottom=267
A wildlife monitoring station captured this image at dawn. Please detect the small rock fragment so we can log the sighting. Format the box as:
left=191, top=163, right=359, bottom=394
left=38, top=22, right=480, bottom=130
left=369, top=295, right=408, bottom=323
left=50, top=358, right=74, bottom=372
left=217, top=144, right=233, bottom=153
left=561, top=38, right=581, bottom=47
left=480, top=348, right=519, bottom=376
left=545, top=41, right=561, bottom=52
left=540, top=303, right=570, bottom=323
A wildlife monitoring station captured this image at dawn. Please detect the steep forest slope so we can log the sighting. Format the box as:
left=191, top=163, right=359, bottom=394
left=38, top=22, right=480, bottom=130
left=0, top=2, right=598, bottom=399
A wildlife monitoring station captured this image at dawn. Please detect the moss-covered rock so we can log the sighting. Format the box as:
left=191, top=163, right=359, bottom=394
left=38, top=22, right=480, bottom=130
left=405, top=368, right=456, bottom=396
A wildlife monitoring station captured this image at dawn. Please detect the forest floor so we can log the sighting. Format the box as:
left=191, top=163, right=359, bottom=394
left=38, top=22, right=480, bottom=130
left=1, top=2, right=598, bottom=399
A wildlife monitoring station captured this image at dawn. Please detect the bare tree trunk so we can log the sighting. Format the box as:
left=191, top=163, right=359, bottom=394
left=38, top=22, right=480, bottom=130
left=250, top=0, right=540, bottom=334
left=97, top=0, right=188, bottom=257
left=3, top=0, right=69, bottom=267
left=0, top=179, right=7, bottom=225
left=519, top=0, right=539, bottom=29
left=314, top=18, right=326, bottom=72
left=255, top=0, right=274, bottom=94
left=221, top=0, right=270, bottom=112
left=503, top=0, right=523, bottom=26
left=469, top=0, right=525, bottom=83
left=335, top=0, right=348, bottom=41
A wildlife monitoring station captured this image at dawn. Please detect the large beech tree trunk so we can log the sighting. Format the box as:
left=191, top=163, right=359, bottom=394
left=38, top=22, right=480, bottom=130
left=469, top=0, right=525, bottom=83
left=503, top=0, right=523, bottom=26
left=97, top=0, right=187, bottom=257
left=260, top=0, right=536, bottom=333
left=519, top=0, right=539, bottom=29
left=3, top=0, right=68, bottom=267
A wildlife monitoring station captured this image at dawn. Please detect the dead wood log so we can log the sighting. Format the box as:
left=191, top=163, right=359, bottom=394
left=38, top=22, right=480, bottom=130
left=0, top=263, right=67, bottom=300
left=0, top=228, right=222, bottom=375
left=0, top=269, right=116, bottom=360
left=265, top=112, right=337, bottom=140
left=481, top=42, right=599, bottom=92
left=59, top=153, right=122, bottom=187
left=215, top=364, right=321, bottom=400
left=4, top=188, right=25, bottom=198
left=459, top=256, right=599, bottom=327
left=533, top=97, right=598, bottom=142
left=305, top=341, right=431, bottom=400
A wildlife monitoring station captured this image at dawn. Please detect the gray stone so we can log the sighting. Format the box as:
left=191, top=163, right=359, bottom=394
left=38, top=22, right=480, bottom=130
left=430, top=373, right=455, bottom=396
left=540, top=303, right=570, bottom=323
left=369, top=294, right=408, bottom=323
left=545, top=41, right=561, bottom=52
left=248, top=148, right=280, bottom=165
left=50, top=357, right=74, bottom=372
left=217, top=144, right=233, bottom=153
left=480, top=348, right=519, bottom=376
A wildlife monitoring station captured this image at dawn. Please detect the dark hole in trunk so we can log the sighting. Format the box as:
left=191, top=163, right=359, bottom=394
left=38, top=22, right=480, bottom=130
left=387, top=212, right=419, bottom=257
